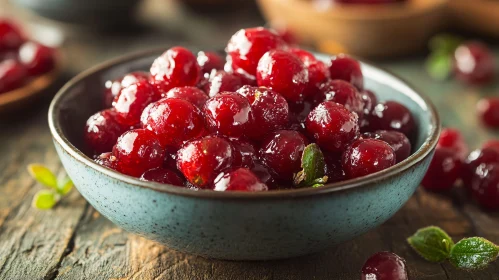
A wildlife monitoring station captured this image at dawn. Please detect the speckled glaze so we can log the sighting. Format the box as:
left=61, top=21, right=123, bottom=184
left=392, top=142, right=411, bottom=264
left=48, top=49, right=440, bottom=260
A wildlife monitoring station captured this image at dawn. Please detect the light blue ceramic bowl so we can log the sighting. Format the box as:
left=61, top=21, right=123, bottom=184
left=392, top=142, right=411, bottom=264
left=48, top=49, right=440, bottom=260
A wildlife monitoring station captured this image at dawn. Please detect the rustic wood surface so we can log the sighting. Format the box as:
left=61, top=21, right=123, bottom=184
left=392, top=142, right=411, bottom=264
left=1, top=0, right=499, bottom=279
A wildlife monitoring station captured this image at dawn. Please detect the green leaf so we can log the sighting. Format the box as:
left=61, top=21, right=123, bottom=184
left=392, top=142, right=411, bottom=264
left=449, top=237, right=499, bottom=270
left=429, top=34, right=463, bottom=54
left=425, top=51, right=453, bottom=81
left=408, top=226, right=455, bottom=262
left=32, top=190, right=60, bottom=210
left=293, top=144, right=328, bottom=188
left=27, top=164, right=58, bottom=189
left=57, top=178, right=73, bottom=195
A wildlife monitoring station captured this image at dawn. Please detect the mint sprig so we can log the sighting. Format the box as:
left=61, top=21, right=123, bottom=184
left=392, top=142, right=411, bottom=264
left=27, top=164, right=73, bottom=210
left=407, top=226, right=454, bottom=262
left=425, top=34, right=463, bottom=81
left=293, top=144, right=328, bottom=188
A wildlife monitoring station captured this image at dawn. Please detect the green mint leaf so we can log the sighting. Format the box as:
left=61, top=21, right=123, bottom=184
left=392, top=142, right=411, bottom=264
left=425, top=51, right=453, bottom=81
left=293, top=144, right=328, bottom=187
left=449, top=237, right=499, bottom=270
left=27, top=164, right=58, bottom=189
left=429, top=34, right=463, bottom=54
left=57, top=178, right=73, bottom=195
left=32, top=190, right=60, bottom=210
left=408, top=226, right=455, bottom=262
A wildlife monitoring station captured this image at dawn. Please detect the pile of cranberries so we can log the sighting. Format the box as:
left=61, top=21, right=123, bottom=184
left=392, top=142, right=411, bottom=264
left=85, top=27, right=415, bottom=192
left=0, top=19, right=56, bottom=94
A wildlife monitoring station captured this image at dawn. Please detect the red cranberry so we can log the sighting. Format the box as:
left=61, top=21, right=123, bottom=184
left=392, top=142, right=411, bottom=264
left=237, top=86, right=289, bottom=140
left=250, top=162, right=278, bottom=188
left=324, top=152, right=347, bottom=183
left=366, top=101, right=415, bottom=139
left=163, top=86, right=208, bottom=109
left=272, top=25, right=297, bottom=45
left=317, top=80, right=364, bottom=117
left=483, top=140, right=499, bottom=150
left=113, top=129, right=164, bottom=177
left=362, top=130, right=411, bottom=163
left=0, top=19, right=24, bottom=52
left=204, top=92, right=253, bottom=138
left=454, top=42, right=495, bottom=85
left=150, top=47, right=201, bottom=94
left=477, top=97, right=499, bottom=129
left=84, top=109, right=128, bottom=155
left=462, top=147, right=499, bottom=188
left=289, top=48, right=330, bottom=96
left=104, top=72, right=150, bottom=108
left=437, top=128, right=468, bottom=159
left=94, top=152, right=118, bottom=170
left=227, top=137, right=257, bottom=168
left=342, top=139, right=396, bottom=179
left=306, top=101, right=359, bottom=153
left=203, top=70, right=243, bottom=97
left=360, top=90, right=378, bottom=129
left=256, top=50, right=309, bottom=102
left=0, top=59, right=26, bottom=93
left=214, top=168, right=268, bottom=192
left=140, top=167, right=184, bottom=187
left=471, top=163, right=499, bottom=210
left=197, top=51, right=224, bottom=74
left=259, top=130, right=309, bottom=181
left=422, top=147, right=462, bottom=191
left=141, top=98, right=205, bottom=148
left=176, top=135, right=234, bottom=188
left=361, top=252, right=408, bottom=280
left=163, top=145, right=178, bottom=169
left=226, top=27, right=286, bottom=77
left=18, top=42, right=55, bottom=76
left=329, top=54, right=363, bottom=90
left=114, top=81, right=156, bottom=126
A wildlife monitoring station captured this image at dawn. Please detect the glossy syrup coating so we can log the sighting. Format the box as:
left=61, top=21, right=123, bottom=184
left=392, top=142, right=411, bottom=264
left=361, top=251, right=408, bottom=280
left=462, top=147, right=499, bottom=188
left=0, top=59, right=26, bottom=93
left=362, top=130, right=411, bottom=163
left=329, top=54, right=363, bottom=90
left=204, top=92, right=253, bottom=138
left=454, top=41, right=495, bottom=85
left=176, top=135, right=234, bottom=188
left=437, top=127, right=468, bottom=159
left=197, top=51, right=224, bottom=74
left=324, top=152, right=347, bottom=183
left=471, top=163, right=499, bottom=210
left=141, top=98, right=205, bottom=149
left=318, top=79, right=364, bottom=118
left=259, top=130, right=309, bottom=181
left=103, top=72, right=150, bottom=108
left=306, top=101, right=359, bottom=153
left=163, top=86, right=208, bottom=109
left=226, top=137, right=257, bottom=168
left=342, top=139, right=396, bottom=179
left=0, top=19, right=24, bottom=52
left=366, top=101, right=415, bottom=139
left=477, top=97, right=499, bottom=129
left=140, top=167, right=185, bottom=187
left=84, top=109, right=128, bottom=155
left=113, top=81, right=157, bottom=126
left=250, top=162, right=278, bottom=188
left=18, top=42, right=55, bottom=76
left=360, top=89, right=378, bottom=129
left=257, top=50, right=309, bottom=102
left=422, top=147, right=462, bottom=191
left=214, top=168, right=268, bottom=192
left=289, top=48, right=330, bottom=97
left=203, top=70, right=243, bottom=97
left=112, top=129, right=164, bottom=177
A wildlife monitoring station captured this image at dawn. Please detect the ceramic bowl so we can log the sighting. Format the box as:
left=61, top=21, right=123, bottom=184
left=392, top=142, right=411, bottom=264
left=48, top=48, right=440, bottom=260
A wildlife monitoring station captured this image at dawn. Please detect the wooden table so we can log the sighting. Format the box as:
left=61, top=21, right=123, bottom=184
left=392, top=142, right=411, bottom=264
left=1, top=1, right=499, bottom=279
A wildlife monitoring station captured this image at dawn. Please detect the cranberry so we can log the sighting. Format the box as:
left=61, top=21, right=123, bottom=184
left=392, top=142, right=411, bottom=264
left=360, top=90, right=378, bottom=129
left=103, top=72, right=150, bottom=108
left=366, top=101, right=415, bottom=139
left=272, top=25, right=297, bottom=45
left=0, top=59, right=26, bottom=93
left=454, top=42, right=495, bottom=85
left=324, top=152, right=347, bottom=183
left=361, top=252, right=408, bottom=280
left=163, top=86, right=208, bottom=109
left=289, top=48, right=330, bottom=96
left=163, top=145, right=179, bottom=169
left=140, top=167, right=184, bottom=187
left=259, top=130, right=308, bottom=181
left=306, top=101, right=359, bottom=153
left=256, top=50, right=309, bottom=102
left=150, top=47, right=201, bottom=94
left=250, top=162, right=278, bottom=188
left=113, top=129, right=164, bottom=177
left=342, top=139, right=396, bottom=179
left=329, top=54, right=363, bottom=90
left=237, top=86, right=289, bottom=140
left=317, top=80, right=364, bottom=117
left=227, top=137, right=256, bottom=168
left=214, top=168, right=268, bottom=192
left=94, top=152, right=118, bottom=170
left=421, top=147, right=462, bottom=191
left=18, top=42, right=55, bottom=76
left=226, top=27, right=286, bottom=77
left=0, top=19, right=24, bottom=52
left=204, top=92, right=253, bottom=138
left=462, top=147, right=499, bottom=188
left=114, top=81, right=156, bottom=126
left=471, top=163, right=499, bottom=210
left=437, top=128, right=468, bottom=159
left=176, top=135, right=234, bottom=187
left=477, top=97, right=499, bottom=129
left=362, top=130, right=411, bottom=163
left=203, top=70, right=243, bottom=97
left=84, top=109, right=128, bottom=155
left=197, top=51, right=224, bottom=74
left=483, top=140, right=499, bottom=150
left=141, top=98, right=205, bottom=148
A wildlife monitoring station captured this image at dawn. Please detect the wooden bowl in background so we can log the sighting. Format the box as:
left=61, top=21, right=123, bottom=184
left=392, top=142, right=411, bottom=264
left=449, top=0, right=499, bottom=37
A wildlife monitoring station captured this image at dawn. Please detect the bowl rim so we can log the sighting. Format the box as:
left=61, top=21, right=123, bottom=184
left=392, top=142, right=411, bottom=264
left=48, top=47, right=440, bottom=200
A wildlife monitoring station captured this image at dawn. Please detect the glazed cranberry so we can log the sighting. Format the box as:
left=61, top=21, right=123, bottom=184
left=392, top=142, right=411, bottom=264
left=342, top=139, right=396, bottom=179
left=362, top=130, right=411, bottom=163
left=176, top=135, right=234, bottom=187
left=237, top=86, right=289, bottom=140
left=140, top=167, right=184, bottom=187
left=150, top=47, right=201, bottom=93
left=366, top=101, right=415, bottom=139
left=289, top=48, right=330, bottom=96
left=113, top=129, right=164, bottom=177
left=361, top=252, right=408, bottom=280
left=204, top=92, right=253, bottom=138
left=470, top=163, right=499, bottom=210
left=114, top=81, right=156, bottom=126
left=103, top=72, right=150, bottom=108
left=214, top=168, right=268, bottom=192
left=203, top=70, right=243, bottom=97
left=259, top=130, right=309, bottom=181
left=329, top=54, right=363, bottom=90
left=163, top=86, right=208, bottom=109
left=360, top=90, right=378, bottom=129
left=18, top=42, right=55, bottom=76
left=462, top=147, right=499, bottom=188
left=437, top=128, right=468, bottom=159
left=306, top=101, right=359, bottom=153
left=226, top=27, right=286, bottom=77
left=250, top=162, right=278, bottom=188
left=0, top=59, right=26, bottom=93
left=477, top=97, right=499, bottom=129
left=256, top=50, right=309, bottom=102
left=483, top=140, right=499, bottom=150
left=421, top=147, right=461, bottom=191
left=0, top=19, right=24, bottom=52
left=141, top=98, right=205, bottom=148
left=318, top=80, right=364, bottom=117
left=94, top=152, right=118, bottom=170
left=84, top=109, right=128, bottom=155
left=197, top=51, right=224, bottom=74
left=324, top=152, right=347, bottom=183
left=227, top=137, right=257, bottom=168
left=454, top=42, right=495, bottom=85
